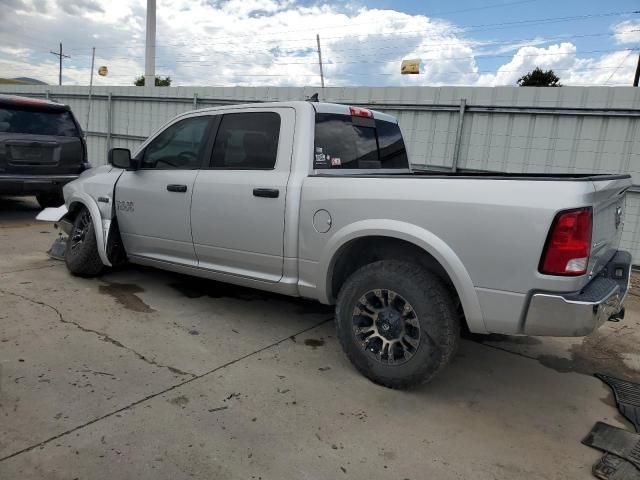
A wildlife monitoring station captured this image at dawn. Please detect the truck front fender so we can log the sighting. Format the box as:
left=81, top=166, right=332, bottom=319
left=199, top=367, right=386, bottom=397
left=319, top=219, right=487, bottom=334
left=64, top=192, right=112, bottom=267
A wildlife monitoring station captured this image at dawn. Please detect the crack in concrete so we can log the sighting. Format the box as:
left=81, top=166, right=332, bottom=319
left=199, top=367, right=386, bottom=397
left=474, top=340, right=539, bottom=362
left=0, top=264, right=60, bottom=276
left=0, top=316, right=333, bottom=464
left=0, top=287, right=195, bottom=378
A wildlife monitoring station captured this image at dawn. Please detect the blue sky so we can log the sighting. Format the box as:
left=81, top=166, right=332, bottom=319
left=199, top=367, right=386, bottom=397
left=387, top=0, right=637, bottom=72
left=0, top=0, right=638, bottom=87
left=339, top=0, right=639, bottom=82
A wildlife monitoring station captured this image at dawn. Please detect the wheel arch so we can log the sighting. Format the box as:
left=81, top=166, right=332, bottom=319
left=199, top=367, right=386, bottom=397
left=63, top=193, right=112, bottom=267
left=320, top=221, right=487, bottom=334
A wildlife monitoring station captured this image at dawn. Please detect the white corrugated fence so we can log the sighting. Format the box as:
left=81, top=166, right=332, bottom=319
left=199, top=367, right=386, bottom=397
left=1, top=84, right=639, bottom=262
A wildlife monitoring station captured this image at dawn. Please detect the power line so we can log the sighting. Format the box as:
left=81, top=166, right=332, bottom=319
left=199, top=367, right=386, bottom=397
left=603, top=50, right=636, bottom=85
left=8, top=17, right=638, bottom=58
left=55, top=29, right=640, bottom=65
left=59, top=9, right=637, bottom=51
left=3, top=11, right=639, bottom=87
left=2, top=65, right=609, bottom=78
left=318, top=29, right=640, bottom=55
left=425, top=0, right=539, bottom=16
left=0, top=1, right=550, bottom=58
left=3, top=48, right=638, bottom=80
left=203, top=29, right=638, bottom=60
left=159, top=48, right=637, bottom=67
left=200, top=10, right=640, bottom=45
left=2, top=61, right=634, bottom=77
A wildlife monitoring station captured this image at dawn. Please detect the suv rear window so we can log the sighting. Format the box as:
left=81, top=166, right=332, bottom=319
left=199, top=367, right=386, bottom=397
left=0, top=107, right=79, bottom=137
left=314, top=113, right=408, bottom=169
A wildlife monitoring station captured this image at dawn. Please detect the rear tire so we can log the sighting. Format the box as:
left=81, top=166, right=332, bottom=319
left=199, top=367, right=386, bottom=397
left=336, top=260, right=459, bottom=389
left=36, top=191, right=64, bottom=208
left=65, top=207, right=104, bottom=277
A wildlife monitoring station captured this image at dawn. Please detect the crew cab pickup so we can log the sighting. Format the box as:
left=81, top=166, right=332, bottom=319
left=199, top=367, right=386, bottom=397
left=37, top=101, right=632, bottom=388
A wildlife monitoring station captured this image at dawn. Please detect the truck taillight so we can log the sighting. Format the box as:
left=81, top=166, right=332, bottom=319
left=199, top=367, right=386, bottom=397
left=539, top=207, right=592, bottom=276
left=349, top=106, right=373, bottom=118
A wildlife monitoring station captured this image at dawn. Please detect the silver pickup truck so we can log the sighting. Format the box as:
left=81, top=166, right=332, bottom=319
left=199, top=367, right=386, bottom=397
left=37, top=101, right=632, bottom=389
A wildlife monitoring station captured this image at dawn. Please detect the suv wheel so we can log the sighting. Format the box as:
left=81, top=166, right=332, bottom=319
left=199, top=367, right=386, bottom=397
left=65, top=207, right=104, bottom=277
left=336, top=260, right=460, bottom=389
left=36, top=191, right=64, bottom=208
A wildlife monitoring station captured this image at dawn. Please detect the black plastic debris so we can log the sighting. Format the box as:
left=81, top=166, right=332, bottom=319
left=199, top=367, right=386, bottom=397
left=47, top=236, right=67, bottom=260
left=597, top=373, right=640, bottom=433
left=582, top=422, right=640, bottom=469
left=593, top=453, right=640, bottom=480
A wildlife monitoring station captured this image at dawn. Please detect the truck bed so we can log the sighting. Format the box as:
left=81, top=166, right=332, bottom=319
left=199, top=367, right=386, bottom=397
left=313, top=170, right=632, bottom=182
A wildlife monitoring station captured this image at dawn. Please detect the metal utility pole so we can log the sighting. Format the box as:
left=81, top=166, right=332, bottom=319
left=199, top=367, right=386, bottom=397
left=633, top=54, right=640, bottom=87
left=316, top=34, right=325, bottom=88
left=50, top=42, right=70, bottom=86
left=144, top=0, right=157, bottom=87
left=86, top=47, right=95, bottom=133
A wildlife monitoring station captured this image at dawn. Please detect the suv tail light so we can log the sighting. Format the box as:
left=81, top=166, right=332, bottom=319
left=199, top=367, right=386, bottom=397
left=539, top=207, right=592, bottom=276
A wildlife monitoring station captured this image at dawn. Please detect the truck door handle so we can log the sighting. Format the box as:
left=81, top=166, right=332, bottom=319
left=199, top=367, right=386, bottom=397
left=167, top=184, right=187, bottom=193
left=253, top=188, right=279, bottom=198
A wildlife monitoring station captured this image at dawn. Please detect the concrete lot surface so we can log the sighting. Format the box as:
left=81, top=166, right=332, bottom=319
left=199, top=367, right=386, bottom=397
left=1, top=196, right=640, bottom=479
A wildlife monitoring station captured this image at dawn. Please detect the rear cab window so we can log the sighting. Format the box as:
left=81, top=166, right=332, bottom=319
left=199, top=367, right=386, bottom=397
left=0, top=107, right=80, bottom=137
left=313, top=111, right=408, bottom=170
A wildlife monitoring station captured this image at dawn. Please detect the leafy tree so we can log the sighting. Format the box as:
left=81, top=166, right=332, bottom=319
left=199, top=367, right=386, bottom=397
left=517, top=67, right=561, bottom=87
left=134, top=75, right=172, bottom=86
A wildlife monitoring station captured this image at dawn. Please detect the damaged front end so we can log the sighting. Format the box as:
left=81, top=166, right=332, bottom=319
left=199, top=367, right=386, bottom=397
left=36, top=205, right=72, bottom=260
left=35, top=164, right=126, bottom=267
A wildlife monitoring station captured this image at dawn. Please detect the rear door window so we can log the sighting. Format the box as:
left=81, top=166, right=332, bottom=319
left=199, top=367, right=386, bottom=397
left=0, top=108, right=79, bottom=137
left=314, top=113, right=408, bottom=169
left=209, top=112, right=281, bottom=169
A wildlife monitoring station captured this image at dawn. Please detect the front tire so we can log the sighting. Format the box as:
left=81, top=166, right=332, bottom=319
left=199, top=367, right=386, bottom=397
left=336, top=260, right=460, bottom=389
left=65, top=207, right=104, bottom=277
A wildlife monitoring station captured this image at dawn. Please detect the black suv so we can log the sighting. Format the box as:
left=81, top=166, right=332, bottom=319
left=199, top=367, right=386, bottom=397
left=0, top=94, right=90, bottom=208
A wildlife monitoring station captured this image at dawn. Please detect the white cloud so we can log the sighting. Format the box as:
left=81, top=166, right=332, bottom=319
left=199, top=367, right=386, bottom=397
left=562, top=49, right=639, bottom=86
left=613, top=20, right=640, bottom=44
left=477, top=43, right=577, bottom=86
left=476, top=42, right=638, bottom=87
left=0, top=0, right=636, bottom=88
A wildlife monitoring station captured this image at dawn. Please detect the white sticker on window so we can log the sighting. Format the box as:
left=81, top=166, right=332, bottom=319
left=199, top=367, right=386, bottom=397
left=331, top=157, right=341, bottom=166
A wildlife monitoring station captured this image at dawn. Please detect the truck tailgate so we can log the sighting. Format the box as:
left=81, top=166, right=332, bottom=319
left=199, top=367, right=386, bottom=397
left=589, top=176, right=631, bottom=276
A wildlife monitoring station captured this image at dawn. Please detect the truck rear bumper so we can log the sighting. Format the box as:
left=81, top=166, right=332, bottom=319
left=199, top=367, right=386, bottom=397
left=523, top=251, right=631, bottom=337
left=0, top=174, right=79, bottom=195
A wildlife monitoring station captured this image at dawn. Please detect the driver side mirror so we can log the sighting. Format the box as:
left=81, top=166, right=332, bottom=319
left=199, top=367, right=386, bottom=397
left=108, top=148, right=137, bottom=170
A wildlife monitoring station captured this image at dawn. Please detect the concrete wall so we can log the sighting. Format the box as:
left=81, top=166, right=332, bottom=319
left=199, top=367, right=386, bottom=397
left=2, top=84, right=640, bottom=263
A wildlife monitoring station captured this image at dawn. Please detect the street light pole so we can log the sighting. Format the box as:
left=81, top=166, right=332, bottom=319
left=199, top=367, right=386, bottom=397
left=316, top=34, right=325, bottom=88
left=144, top=0, right=156, bottom=87
left=86, top=47, right=95, bottom=133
